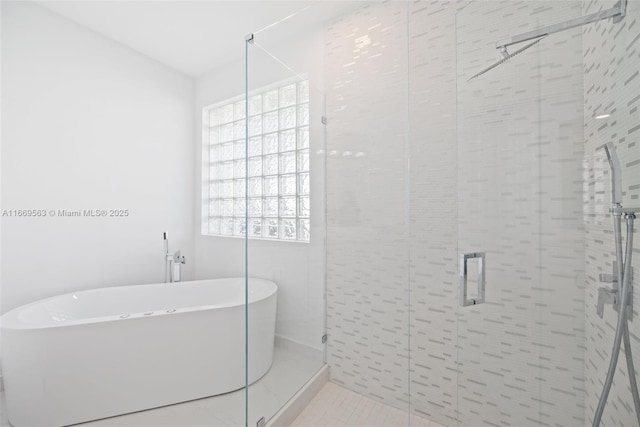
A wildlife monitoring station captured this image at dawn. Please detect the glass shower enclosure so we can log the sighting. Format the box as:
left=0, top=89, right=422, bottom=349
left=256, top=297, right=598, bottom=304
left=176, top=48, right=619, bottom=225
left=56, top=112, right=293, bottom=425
left=455, top=1, right=587, bottom=425
left=242, top=5, right=330, bottom=425
left=454, top=1, right=639, bottom=425
left=240, top=0, right=640, bottom=426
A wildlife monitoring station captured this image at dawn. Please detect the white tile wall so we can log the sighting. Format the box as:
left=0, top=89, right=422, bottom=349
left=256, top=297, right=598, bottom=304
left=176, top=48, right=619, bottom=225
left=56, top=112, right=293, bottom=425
left=325, top=0, right=411, bottom=412
left=407, top=2, right=460, bottom=425
left=455, top=2, right=586, bottom=426
left=326, top=1, right=594, bottom=426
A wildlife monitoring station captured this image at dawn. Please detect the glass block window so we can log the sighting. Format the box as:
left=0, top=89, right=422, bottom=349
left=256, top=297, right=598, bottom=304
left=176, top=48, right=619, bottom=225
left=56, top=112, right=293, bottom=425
left=203, top=78, right=310, bottom=242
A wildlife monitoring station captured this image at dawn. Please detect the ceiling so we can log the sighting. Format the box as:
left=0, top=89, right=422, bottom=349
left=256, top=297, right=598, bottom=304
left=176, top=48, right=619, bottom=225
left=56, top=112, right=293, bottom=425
left=37, top=1, right=362, bottom=77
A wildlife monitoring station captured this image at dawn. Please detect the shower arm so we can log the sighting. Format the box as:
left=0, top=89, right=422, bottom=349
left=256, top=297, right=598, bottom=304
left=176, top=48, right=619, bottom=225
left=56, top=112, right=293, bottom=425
left=495, top=0, right=626, bottom=51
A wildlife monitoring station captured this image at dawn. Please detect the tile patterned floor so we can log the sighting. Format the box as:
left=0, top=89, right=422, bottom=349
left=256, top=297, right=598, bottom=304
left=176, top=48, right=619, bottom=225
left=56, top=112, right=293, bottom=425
left=290, top=382, right=444, bottom=427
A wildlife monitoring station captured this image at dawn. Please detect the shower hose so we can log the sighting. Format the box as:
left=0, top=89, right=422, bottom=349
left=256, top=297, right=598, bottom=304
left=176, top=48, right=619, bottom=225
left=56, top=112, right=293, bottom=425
left=593, top=212, right=640, bottom=426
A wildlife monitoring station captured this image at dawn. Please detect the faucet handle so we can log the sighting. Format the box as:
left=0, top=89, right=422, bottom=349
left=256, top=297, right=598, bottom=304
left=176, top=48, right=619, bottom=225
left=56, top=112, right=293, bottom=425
left=597, top=287, right=617, bottom=318
left=173, top=250, right=186, bottom=264
left=599, top=273, right=617, bottom=283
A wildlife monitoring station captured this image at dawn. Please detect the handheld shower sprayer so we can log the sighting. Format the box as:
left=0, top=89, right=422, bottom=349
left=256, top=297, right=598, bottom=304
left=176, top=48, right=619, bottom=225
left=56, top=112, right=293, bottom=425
left=603, top=142, right=623, bottom=205
left=163, top=232, right=186, bottom=283
left=163, top=232, right=168, bottom=254
left=163, top=232, right=170, bottom=283
left=593, top=143, right=640, bottom=426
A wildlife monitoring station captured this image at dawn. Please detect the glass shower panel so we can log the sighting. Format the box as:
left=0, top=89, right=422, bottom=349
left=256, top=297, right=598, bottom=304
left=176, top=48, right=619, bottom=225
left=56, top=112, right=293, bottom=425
left=244, top=5, right=329, bottom=425
left=245, top=1, right=413, bottom=425
left=456, top=1, right=586, bottom=426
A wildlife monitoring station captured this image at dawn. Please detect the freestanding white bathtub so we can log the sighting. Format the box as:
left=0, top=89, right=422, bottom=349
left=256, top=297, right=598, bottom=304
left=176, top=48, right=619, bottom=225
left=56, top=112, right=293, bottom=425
left=1, top=277, right=277, bottom=427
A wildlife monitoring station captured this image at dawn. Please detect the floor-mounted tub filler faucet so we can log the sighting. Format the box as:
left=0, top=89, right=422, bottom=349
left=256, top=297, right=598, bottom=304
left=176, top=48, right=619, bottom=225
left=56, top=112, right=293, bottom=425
left=163, top=232, right=186, bottom=283
left=593, top=143, right=640, bottom=426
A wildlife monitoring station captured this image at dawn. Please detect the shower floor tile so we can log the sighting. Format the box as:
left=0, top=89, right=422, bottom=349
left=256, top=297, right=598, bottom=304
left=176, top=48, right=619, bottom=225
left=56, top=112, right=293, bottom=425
left=0, top=339, right=322, bottom=427
left=290, top=382, right=444, bottom=427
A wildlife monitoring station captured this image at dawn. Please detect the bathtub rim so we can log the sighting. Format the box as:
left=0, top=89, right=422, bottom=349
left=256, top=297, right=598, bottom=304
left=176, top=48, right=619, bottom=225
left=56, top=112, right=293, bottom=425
left=1, top=277, right=277, bottom=331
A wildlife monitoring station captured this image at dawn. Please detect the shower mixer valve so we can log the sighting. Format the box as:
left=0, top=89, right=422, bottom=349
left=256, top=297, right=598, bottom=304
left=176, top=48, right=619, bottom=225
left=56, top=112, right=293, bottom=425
left=598, top=244, right=634, bottom=319
left=597, top=287, right=617, bottom=319
left=597, top=210, right=636, bottom=320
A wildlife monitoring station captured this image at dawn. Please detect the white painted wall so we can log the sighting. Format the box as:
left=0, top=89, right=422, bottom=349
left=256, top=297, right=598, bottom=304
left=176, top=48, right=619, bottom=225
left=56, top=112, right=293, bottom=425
left=1, top=1, right=195, bottom=314
left=194, top=30, right=326, bottom=352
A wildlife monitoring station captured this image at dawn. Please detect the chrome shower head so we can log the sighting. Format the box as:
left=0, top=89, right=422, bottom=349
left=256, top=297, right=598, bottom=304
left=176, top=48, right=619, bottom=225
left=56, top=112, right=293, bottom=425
left=602, top=142, right=623, bottom=205
left=468, top=37, right=545, bottom=81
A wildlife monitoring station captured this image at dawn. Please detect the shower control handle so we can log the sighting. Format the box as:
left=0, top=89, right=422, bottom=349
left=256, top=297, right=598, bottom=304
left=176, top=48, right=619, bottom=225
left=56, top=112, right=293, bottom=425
left=599, top=273, right=617, bottom=283
left=459, top=252, right=485, bottom=307
left=597, top=287, right=617, bottom=318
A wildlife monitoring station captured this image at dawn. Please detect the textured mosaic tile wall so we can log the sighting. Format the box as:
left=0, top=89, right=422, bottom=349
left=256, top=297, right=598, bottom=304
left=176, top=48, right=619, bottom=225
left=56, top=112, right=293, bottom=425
left=455, top=2, right=586, bottom=426
left=325, top=1, right=411, bottom=412
left=407, top=2, right=459, bottom=425
left=582, top=0, right=640, bottom=425
left=325, top=1, right=594, bottom=426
